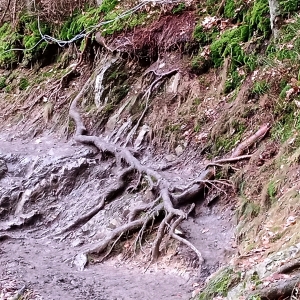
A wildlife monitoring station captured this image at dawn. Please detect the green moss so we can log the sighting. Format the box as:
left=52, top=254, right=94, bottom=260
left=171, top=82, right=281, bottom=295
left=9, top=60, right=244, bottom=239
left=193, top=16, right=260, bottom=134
left=59, top=0, right=147, bottom=40
left=5, top=85, right=11, bottom=93
left=279, top=0, right=299, bottom=14
left=0, top=23, right=20, bottom=68
left=193, top=25, right=206, bottom=44
left=245, top=0, right=271, bottom=37
left=193, top=25, right=218, bottom=45
left=210, top=25, right=250, bottom=68
left=19, top=78, right=29, bottom=90
left=172, top=2, right=186, bottom=14
left=59, top=0, right=118, bottom=40
left=205, top=0, right=223, bottom=15
left=102, top=11, right=148, bottom=36
left=224, top=0, right=246, bottom=20
left=20, top=15, right=50, bottom=64
left=0, top=76, right=6, bottom=89
left=224, top=0, right=236, bottom=18
left=198, top=267, right=240, bottom=299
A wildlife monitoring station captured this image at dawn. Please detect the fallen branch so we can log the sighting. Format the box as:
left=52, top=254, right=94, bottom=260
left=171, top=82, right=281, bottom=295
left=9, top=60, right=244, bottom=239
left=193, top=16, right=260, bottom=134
left=206, top=155, right=252, bottom=167
left=231, top=123, right=270, bottom=157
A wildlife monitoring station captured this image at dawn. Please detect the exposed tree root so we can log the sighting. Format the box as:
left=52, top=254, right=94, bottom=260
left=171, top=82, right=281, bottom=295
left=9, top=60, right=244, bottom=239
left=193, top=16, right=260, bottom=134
left=86, top=219, right=146, bottom=255
left=278, top=259, right=300, bottom=275
left=128, top=198, right=160, bottom=222
left=151, top=212, right=174, bottom=261
left=68, top=66, right=248, bottom=267
left=124, top=68, right=179, bottom=147
left=69, top=73, right=210, bottom=265
left=246, top=274, right=300, bottom=300
left=59, top=167, right=134, bottom=234
left=172, top=169, right=214, bottom=207
left=206, top=155, right=252, bottom=167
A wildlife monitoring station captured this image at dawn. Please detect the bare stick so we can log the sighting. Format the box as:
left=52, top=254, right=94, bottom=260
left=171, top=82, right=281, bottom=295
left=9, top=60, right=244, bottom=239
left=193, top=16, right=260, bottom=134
left=231, top=123, right=270, bottom=157
left=206, top=155, right=252, bottom=168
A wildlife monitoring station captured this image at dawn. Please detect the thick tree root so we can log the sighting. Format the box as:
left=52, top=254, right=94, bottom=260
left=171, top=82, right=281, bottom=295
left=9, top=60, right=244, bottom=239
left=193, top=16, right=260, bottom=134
left=69, top=74, right=208, bottom=265
left=246, top=274, right=300, bottom=300
left=59, top=167, right=134, bottom=234
left=172, top=169, right=214, bottom=207
left=277, top=259, right=300, bottom=274
left=151, top=212, right=174, bottom=261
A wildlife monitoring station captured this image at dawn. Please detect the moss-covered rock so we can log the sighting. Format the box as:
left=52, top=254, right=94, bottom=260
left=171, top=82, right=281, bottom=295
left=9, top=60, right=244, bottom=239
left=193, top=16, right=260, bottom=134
left=196, top=267, right=241, bottom=300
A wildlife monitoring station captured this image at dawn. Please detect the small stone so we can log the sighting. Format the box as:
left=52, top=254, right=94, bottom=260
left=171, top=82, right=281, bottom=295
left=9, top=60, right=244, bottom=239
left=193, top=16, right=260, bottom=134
left=165, top=154, right=176, bottom=162
left=72, top=238, right=84, bottom=247
left=175, top=145, right=184, bottom=156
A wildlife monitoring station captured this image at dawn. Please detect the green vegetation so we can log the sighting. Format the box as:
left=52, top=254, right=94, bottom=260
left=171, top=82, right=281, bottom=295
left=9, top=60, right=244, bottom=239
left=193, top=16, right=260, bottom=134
left=0, top=23, right=20, bottom=68
left=210, top=25, right=252, bottom=68
left=59, top=1, right=119, bottom=40
left=213, top=121, right=246, bottom=156
left=172, top=2, right=186, bottom=14
left=102, top=11, right=148, bottom=36
left=20, top=15, right=51, bottom=64
left=223, top=0, right=246, bottom=20
left=224, top=69, right=244, bottom=93
left=198, top=267, right=240, bottom=299
left=271, top=99, right=300, bottom=143
left=251, top=80, right=270, bottom=96
left=193, top=0, right=271, bottom=77
left=238, top=198, right=261, bottom=219
left=245, top=0, right=270, bottom=37
left=267, top=180, right=277, bottom=202
left=279, top=0, right=299, bottom=14
left=60, top=0, right=148, bottom=39
left=250, top=272, right=262, bottom=287
left=267, top=15, right=300, bottom=63
left=19, top=78, right=29, bottom=90
left=0, top=76, right=6, bottom=89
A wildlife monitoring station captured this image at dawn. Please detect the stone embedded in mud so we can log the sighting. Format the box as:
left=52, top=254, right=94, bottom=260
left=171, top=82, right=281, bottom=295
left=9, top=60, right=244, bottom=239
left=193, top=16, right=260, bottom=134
left=175, top=145, right=184, bottom=156
left=0, top=159, right=8, bottom=179
left=165, top=154, right=177, bottom=162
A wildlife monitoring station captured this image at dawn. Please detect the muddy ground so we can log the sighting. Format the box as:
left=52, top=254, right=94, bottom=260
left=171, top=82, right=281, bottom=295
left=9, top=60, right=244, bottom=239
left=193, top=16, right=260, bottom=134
left=0, top=127, right=236, bottom=299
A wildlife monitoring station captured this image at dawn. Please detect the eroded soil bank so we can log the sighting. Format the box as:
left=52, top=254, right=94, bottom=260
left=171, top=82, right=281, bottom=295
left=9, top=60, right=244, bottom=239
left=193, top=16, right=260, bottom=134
left=0, top=128, right=235, bottom=299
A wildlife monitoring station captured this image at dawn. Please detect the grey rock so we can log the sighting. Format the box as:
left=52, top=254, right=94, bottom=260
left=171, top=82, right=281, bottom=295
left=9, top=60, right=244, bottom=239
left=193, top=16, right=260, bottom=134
left=0, top=159, right=8, bottom=179
left=175, top=145, right=184, bottom=156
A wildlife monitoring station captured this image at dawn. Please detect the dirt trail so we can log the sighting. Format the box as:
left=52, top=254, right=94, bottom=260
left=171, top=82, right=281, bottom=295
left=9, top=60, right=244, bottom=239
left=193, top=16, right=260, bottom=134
left=0, top=128, right=236, bottom=299
left=1, top=237, right=191, bottom=300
